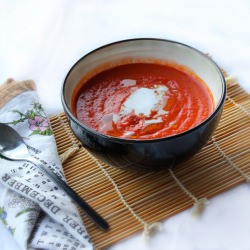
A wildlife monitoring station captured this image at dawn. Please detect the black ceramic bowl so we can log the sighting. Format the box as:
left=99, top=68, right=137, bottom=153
left=61, top=38, right=226, bottom=171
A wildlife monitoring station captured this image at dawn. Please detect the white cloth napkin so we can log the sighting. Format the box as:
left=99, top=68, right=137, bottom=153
left=0, top=79, right=93, bottom=250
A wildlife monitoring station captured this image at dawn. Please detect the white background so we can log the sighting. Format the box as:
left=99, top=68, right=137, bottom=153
left=0, top=0, right=249, bottom=249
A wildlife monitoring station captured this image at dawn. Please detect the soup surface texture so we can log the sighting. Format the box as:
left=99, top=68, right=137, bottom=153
left=73, top=63, right=214, bottom=139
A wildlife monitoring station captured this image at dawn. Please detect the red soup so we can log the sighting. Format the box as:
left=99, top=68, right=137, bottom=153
left=72, top=63, right=214, bottom=139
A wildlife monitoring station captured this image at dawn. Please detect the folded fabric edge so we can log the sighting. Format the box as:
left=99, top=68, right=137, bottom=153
left=0, top=78, right=36, bottom=109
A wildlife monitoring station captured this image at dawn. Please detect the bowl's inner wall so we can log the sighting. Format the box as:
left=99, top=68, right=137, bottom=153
left=64, top=40, right=224, bottom=113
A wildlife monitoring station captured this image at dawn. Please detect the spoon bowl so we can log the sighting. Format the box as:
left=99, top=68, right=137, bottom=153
left=0, top=123, right=32, bottom=161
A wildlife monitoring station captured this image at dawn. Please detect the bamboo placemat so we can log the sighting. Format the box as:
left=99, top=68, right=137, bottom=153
left=49, top=79, right=249, bottom=249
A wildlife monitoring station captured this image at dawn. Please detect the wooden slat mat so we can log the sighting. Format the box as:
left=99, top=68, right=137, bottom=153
left=50, top=81, right=249, bottom=249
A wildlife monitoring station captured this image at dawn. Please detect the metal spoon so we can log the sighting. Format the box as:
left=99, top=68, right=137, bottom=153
left=0, top=123, right=109, bottom=231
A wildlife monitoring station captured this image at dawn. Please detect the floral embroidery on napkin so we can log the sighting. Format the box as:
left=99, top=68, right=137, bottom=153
left=0, top=192, right=40, bottom=237
left=8, top=192, right=40, bottom=229
left=7, top=102, right=53, bottom=136
left=0, top=206, right=15, bottom=235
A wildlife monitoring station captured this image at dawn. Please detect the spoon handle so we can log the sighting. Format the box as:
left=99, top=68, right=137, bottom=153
left=29, top=156, right=109, bottom=231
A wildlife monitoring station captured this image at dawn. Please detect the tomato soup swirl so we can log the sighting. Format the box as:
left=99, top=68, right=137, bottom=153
left=72, top=63, right=214, bottom=139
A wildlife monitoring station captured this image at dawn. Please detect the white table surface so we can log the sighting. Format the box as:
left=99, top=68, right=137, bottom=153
left=0, top=1, right=249, bottom=249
